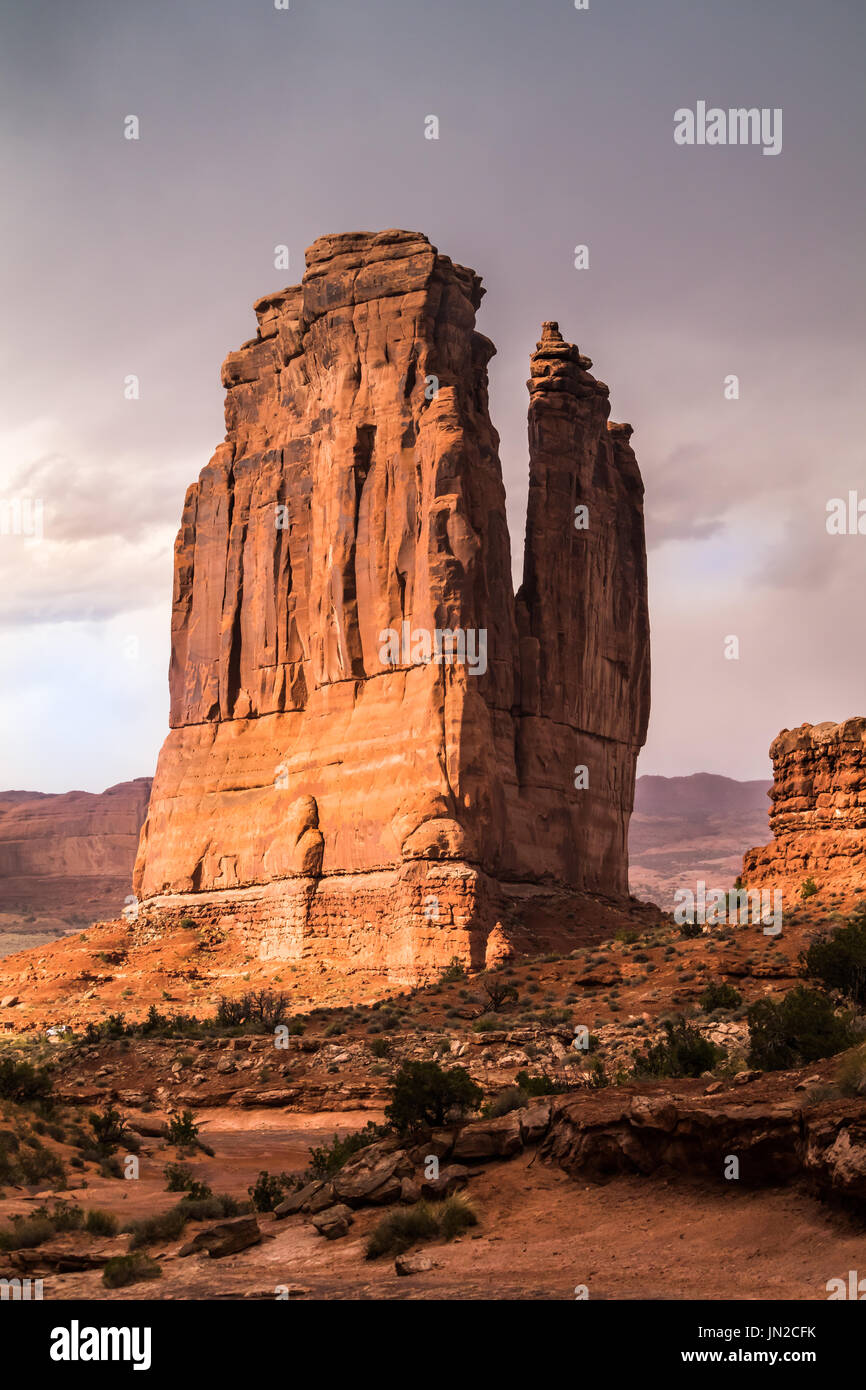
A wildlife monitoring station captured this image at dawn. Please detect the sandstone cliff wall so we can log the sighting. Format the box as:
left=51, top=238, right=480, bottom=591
left=134, top=230, right=650, bottom=983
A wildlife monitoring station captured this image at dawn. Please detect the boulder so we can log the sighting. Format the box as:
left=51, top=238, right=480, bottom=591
left=179, top=1215, right=261, bottom=1259
left=311, top=1204, right=354, bottom=1240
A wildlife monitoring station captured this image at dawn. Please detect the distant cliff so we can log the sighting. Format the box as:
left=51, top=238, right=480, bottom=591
left=0, top=779, right=151, bottom=933
left=629, top=772, right=771, bottom=910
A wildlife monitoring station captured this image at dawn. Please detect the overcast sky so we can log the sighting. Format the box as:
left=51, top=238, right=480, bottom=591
left=1, top=0, right=863, bottom=792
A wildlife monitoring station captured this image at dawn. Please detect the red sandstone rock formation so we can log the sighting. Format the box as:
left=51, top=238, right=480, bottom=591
left=743, top=719, right=866, bottom=899
left=133, top=230, right=650, bottom=983
left=0, top=780, right=151, bottom=929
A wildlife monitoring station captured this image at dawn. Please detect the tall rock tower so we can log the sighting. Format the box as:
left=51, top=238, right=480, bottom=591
left=134, top=231, right=651, bottom=984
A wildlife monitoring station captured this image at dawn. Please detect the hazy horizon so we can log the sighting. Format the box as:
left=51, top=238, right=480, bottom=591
left=2, top=0, right=864, bottom=792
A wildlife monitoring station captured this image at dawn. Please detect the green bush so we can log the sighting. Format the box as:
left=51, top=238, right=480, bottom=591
left=0, top=1055, right=54, bottom=1107
left=439, top=958, right=467, bottom=985
left=438, top=1193, right=477, bottom=1241
left=365, top=1195, right=478, bottom=1259
left=369, top=1037, right=392, bottom=1059
left=679, top=921, right=703, bottom=940
left=385, top=1062, right=483, bottom=1135
left=365, top=1202, right=440, bottom=1259
left=836, top=1045, right=866, bottom=1097
left=305, top=1122, right=390, bottom=1181
left=85, top=1208, right=119, bottom=1236
left=632, top=1018, right=719, bottom=1079
left=163, top=1161, right=198, bottom=1192
left=800, top=876, right=819, bottom=900
left=177, top=1193, right=240, bottom=1221
left=124, top=1206, right=188, bottom=1249
left=166, top=1110, right=199, bottom=1147
left=0, top=1215, right=56, bottom=1251
left=803, top=909, right=866, bottom=1006
left=102, top=1253, right=162, bottom=1289
left=747, top=986, right=855, bottom=1071
left=699, top=982, right=743, bottom=1013
left=484, top=1086, right=527, bottom=1117
left=248, top=1170, right=291, bottom=1212
left=514, top=1071, right=560, bottom=1097
left=88, top=1104, right=130, bottom=1155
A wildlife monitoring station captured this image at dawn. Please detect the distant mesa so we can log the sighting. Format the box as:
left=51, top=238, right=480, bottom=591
left=125, top=229, right=651, bottom=985
left=0, top=780, right=151, bottom=945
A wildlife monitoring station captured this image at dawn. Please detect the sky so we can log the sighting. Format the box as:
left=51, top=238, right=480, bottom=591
left=0, top=0, right=864, bottom=792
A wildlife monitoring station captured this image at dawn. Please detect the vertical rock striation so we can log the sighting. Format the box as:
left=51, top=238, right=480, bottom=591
left=134, top=231, right=650, bottom=984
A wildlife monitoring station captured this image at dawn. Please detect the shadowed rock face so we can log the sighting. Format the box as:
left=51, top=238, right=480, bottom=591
left=743, top=718, right=866, bottom=897
left=134, top=230, right=650, bottom=983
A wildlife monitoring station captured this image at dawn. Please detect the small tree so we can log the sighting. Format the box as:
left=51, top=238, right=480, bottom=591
left=800, top=876, right=819, bottom=900
left=747, top=986, right=854, bottom=1070
left=699, top=982, right=742, bottom=1013
left=385, top=1061, right=483, bottom=1135
left=478, top=973, right=518, bottom=1013
left=803, top=908, right=866, bottom=1006
left=632, top=1018, right=719, bottom=1079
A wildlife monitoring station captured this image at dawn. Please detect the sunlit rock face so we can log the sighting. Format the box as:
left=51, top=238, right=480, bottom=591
left=743, top=719, right=866, bottom=899
left=134, top=231, right=650, bottom=984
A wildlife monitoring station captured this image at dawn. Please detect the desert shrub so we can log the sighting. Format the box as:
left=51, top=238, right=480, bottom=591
left=102, top=1253, right=162, bottom=1289
left=85, top=1208, right=119, bottom=1236
left=803, top=910, right=866, bottom=1006
left=438, top=1193, right=477, bottom=1241
left=214, top=989, right=289, bottom=1032
left=747, top=987, right=855, bottom=1070
left=15, top=1144, right=66, bottom=1186
left=42, top=1200, right=83, bottom=1233
left=88, top=1104, right=130, bottom=1155
left=364, top=1202, right=440, bottom=1259
left=0, top=1055, right=53, bottom=1107
left=699, top=982, right=743, bottom=1013
left=472, top=1015, right=498, bottom=1033
left=385, top=1062, right=483, bottom=1135
left=478, top=974, right=518, bottom=1012
left=800, top=877, right=819, bottom=900
left=365, top=1195, right=477, bottom=1259
left=163, top=1161, right=198, bottom=1192
left=632, top=1018, right=719, bottom=1079
left=124, top=1206, right=188, bottom=1249
left=836, top=1045, right=866, bottom=1097
left=369, top=1037, right=392, bottom=1059
left=615, top=928, right=641, bottom=945
left=305, top=1121, right=390, bottom=1181
left=166, top=1110, right=199, bottom=1147
left=484, top=1086, right=527, bottom=1117
left=679, top=921, right=703, bottom=940
left=178, top=1193, right=240, bottom=1221
left=0, top=1215, right=56, bottom=1250
left=439, top=958, right=467, bottom=985
left=514, top=1071, right=560, bottom=1097
left=248, top=1170, right=291, bottom=1212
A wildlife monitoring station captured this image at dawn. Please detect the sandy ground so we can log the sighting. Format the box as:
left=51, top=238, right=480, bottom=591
left=11, top=1110, right=862, bottom=1302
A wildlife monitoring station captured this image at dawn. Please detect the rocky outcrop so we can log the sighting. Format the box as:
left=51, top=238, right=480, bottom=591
left=743, top=720, right=866, bottom=898
left=133, top=230, right=650, bottom=984
left=0, top=780, right=151, bottom=929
